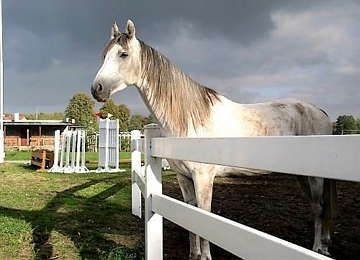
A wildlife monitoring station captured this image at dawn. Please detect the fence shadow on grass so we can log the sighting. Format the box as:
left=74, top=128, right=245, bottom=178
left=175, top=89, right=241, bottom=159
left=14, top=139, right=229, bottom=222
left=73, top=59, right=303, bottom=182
left=0, top=175, right=144, bottom=259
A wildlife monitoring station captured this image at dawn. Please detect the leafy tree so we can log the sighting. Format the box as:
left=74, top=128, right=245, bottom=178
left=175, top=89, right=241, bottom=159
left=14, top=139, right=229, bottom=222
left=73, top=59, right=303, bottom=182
left=128, top=114, right=159, bottom=132
left=99, top=99, right=130, bottom=131
left=143, top=114, right=158, bottom=126
left=356, top=119, right=360, bottom=130
left=129, top=114, right=146, bottom=131
left=64, top=92, right=97, bottom=134
left=334, top=115, right=357, bottom=134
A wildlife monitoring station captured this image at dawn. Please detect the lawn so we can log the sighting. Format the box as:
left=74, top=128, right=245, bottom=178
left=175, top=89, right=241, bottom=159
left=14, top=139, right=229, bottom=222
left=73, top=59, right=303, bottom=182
left=4, top=151, right=132, bottom=162
left=0, top=161, right=175, bottom=259
left=4, top=151, right=32, bottom=161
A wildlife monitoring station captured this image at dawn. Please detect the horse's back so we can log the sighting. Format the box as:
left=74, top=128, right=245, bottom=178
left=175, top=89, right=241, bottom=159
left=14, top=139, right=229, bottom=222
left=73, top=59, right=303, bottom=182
left=175, top=97, right=332, bottom=177
left=208, top=97, right=332, bottom=137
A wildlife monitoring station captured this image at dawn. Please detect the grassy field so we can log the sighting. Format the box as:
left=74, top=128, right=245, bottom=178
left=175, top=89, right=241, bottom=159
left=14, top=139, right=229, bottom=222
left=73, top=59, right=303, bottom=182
left=0, top=160, right=175, bottom=259
left=4, top=151, right=132, bottom=162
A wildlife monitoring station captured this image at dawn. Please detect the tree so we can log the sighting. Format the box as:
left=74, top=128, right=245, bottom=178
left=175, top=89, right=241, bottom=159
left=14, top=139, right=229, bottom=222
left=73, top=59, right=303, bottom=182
left=128, top=114, right=158, bottom=131
left=99, top=99, right=130, bottom=131
left=144, top=114, right=157, bottom=125
left=334, top=115, right=357, bottom=134
left=64, top=92, right=97, bottom=134
left=129, top=114, right=146, bottom=131
left=356, top=119, right=360, bottom=130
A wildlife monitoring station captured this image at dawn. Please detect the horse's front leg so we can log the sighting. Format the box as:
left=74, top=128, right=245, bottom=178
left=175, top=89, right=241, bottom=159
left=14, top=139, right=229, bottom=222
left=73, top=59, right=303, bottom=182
left=177, top=173, right=201, bottom=260
left=193, top=170, right=216, bottom=260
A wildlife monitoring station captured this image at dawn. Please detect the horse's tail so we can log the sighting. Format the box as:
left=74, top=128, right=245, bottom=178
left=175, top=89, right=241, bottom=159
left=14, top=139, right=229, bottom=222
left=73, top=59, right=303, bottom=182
left=323, top=178, right=337, bottom=226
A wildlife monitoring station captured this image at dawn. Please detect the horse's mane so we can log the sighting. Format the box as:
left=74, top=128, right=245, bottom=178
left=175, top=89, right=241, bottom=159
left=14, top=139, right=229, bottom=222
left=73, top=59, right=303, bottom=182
left=138, top=40, right=220, bottom=136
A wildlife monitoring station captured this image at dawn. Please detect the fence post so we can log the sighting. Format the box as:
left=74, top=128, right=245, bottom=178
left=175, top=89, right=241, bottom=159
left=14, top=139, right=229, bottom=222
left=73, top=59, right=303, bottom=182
left=131, top=130, right=142, bottom=218
left=81, top=130, right=87, bottom=172
left=49, top=130, right=60, bottom=172
left=59, top=131, right=65, bottom=169
left=70, top=131, right=77, bottom=172
left=104, top=118, right=110, bottom=171
left=144, top=124, right=162, bottom=260
left=75, top=130, right=81, bottom=171
left=115, top=119, right=120, bottom=170
left=64, top=130, right=72, bottom=172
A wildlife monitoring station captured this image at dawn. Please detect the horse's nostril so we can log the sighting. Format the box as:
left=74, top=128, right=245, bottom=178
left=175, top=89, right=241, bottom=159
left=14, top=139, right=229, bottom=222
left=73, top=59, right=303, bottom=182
left=97, top=83, right=103, bottom=92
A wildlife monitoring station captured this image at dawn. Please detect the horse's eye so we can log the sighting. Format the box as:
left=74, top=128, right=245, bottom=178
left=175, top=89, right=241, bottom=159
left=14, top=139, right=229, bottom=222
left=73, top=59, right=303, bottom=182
left=119, top=51, right=128, bottom=58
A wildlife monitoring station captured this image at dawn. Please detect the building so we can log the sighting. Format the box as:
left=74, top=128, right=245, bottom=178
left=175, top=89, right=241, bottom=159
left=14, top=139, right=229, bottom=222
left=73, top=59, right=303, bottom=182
left=4, top=113, right=76, bottom=150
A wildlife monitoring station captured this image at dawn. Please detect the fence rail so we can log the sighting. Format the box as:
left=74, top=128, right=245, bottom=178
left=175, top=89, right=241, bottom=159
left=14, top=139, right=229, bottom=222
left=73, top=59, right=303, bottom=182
left=152, top=194, right=329, bottom=260
left=151, top=135, right=360, bottom=182
left=131, top=125, right=360, bottom=260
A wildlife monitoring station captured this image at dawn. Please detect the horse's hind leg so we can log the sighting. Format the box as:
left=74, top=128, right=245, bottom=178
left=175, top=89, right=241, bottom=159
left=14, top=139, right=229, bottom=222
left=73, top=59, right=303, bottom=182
left=303, top=176, right=336, bottom=256
left=177, top=173, right=201, bottom=260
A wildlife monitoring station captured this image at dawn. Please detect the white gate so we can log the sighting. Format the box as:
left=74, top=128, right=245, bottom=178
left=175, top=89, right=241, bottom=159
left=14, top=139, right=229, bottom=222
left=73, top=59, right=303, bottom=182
left=131, top=124, right=360, bottom=260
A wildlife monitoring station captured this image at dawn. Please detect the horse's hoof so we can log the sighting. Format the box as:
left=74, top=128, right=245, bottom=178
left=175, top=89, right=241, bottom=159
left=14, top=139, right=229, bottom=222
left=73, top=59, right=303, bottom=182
left=315, top=248, right=331, bottom=257
left=189, top=253, right=201, bottom=260
left=200, top=255, right=212, bottom=260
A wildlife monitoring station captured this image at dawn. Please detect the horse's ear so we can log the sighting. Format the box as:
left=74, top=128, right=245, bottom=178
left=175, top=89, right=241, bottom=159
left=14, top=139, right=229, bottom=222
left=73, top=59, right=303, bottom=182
left=125, top=19, right=136, bottom=39
left=111, top=21, right=120, bottom=39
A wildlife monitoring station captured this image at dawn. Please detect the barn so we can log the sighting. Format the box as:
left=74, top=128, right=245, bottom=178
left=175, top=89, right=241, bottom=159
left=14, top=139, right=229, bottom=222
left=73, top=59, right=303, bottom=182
left=4, top=113, right=76, bottom=150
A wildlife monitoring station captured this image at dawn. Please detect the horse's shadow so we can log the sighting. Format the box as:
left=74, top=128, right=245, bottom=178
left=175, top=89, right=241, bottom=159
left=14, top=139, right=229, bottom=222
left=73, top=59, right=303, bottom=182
left=0, top=171, right=144, bottom=259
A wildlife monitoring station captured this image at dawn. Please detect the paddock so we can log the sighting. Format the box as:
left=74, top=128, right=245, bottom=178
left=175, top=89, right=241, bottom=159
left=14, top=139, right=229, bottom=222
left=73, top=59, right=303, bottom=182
left=0, top=150, right=360, bottom=259
left=161, top=173, right=360, bottom=260
left=131, top=125, right=360, bottom=260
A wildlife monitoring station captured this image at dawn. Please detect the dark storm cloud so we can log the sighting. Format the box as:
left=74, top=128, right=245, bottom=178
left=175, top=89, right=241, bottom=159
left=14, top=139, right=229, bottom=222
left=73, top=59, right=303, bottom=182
left=4, top=0, right=286, bottom=43
left=3, top=0, right=312, bottom=71
left=3, top=0, right=360, bottom=119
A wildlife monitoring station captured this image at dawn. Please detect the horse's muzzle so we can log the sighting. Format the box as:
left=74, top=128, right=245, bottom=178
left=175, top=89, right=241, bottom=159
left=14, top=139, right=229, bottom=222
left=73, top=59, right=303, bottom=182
left=91, top=82, right=109, bottom=102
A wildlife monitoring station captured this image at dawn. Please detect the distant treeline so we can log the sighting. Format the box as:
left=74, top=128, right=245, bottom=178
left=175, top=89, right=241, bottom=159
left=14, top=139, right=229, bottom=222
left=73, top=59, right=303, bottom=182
left=334, top=115, right=360, bottom=134
left=13, top=92, right=157, bottom=133
left=12, top=92, right=360, bottom=135
left=25, top=112, right=65, bottom=120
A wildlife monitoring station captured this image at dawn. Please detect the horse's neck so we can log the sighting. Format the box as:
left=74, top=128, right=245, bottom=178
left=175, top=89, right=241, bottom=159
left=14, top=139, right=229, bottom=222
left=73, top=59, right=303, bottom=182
left=136, top=88, right=166, bottom=130
left=134, top=43, right=221, bottom=136
left=135, top=83, right=183, bottom=136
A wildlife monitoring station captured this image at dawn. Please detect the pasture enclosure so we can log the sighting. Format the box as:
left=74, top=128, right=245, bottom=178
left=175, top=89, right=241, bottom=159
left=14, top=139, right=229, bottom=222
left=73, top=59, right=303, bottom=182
left=131, top=124, right=360, bottom=260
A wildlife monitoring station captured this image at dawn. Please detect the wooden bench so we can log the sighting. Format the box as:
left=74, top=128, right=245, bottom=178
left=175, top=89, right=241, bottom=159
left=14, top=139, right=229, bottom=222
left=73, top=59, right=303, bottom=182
left=31, top=149, right=54, bottom=170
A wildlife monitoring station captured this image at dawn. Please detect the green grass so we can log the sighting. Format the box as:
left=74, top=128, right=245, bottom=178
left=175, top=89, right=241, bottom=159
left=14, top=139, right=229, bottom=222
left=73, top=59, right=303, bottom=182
left=4, top=151, right=132, bottom=162
left=0, top=162, right=176, bottom=259
left=85, top=152, right=131, bottom=162
left=0, top=149, right=174, bottom=259
left=4, top=151, right=31, bottom=161
left=0, top=162, right=172, bottom=259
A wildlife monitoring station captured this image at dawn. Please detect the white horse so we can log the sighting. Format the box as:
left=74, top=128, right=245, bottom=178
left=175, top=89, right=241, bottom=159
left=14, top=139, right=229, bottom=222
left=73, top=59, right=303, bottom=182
left=92, top=20, right=336, bottom=259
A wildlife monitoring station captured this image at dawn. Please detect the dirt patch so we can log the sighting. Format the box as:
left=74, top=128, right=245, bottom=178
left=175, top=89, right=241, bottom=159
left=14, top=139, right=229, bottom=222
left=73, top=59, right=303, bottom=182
left=161, top=173, right=360, bottom=260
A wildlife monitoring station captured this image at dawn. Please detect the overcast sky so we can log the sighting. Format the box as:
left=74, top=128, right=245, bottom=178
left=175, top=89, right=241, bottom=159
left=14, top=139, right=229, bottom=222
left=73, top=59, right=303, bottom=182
left=3, top=0, right=360, bottom=119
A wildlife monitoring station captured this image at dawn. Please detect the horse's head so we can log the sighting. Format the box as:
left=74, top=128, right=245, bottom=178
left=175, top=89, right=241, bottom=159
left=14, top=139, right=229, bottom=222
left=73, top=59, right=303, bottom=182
left=91, top=20, right=141, bottom=102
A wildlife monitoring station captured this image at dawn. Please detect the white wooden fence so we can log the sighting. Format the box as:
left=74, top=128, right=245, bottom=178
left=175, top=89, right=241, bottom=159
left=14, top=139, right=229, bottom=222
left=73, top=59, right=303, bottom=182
left=131, top=124, right=360, bottom=260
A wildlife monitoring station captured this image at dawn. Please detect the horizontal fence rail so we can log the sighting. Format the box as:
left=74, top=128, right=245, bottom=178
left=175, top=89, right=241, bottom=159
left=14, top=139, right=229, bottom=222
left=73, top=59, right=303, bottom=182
left=131, top=125, right=360, bottom=260
left=151, top=135, right=360, bottom=182
left=152, top=194, right=331, bottom=260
